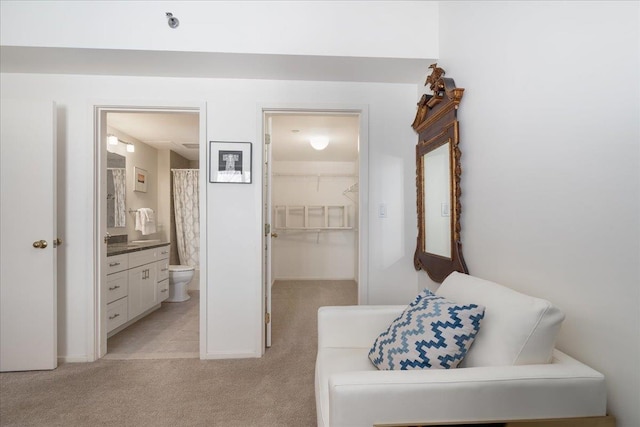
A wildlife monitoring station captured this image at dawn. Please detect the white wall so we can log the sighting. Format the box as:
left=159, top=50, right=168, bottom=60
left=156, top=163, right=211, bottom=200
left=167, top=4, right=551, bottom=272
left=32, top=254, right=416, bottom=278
left=0, top=1, right=438, bottom=60
left=436, top=2, right=640, bottom=426
left=0, top=73, right=420, bottom=360
left=271, top=161, right=357, bottom=281
left=106, top=128, right=160, bottom=241
left=156, top=150, right=171, bottom=243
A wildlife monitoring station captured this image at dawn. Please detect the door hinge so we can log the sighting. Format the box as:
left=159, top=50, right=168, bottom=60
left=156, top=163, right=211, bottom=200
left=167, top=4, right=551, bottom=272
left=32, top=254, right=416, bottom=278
left=265, top=223, right=271, bottom=236
left=265, top=312, right=271, bottom=324
left=265, top=134, right=271, bottom=145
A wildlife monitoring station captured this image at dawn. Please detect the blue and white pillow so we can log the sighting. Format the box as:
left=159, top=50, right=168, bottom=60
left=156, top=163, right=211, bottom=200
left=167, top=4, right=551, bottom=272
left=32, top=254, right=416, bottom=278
left=368, top=289, right=485, bottom=370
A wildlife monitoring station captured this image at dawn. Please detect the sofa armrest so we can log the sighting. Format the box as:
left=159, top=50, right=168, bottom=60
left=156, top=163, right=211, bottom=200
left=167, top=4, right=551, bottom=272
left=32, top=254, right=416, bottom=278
left=327, top=350, right=606, bottom=427
left=318, top=305, right=405, bottom=349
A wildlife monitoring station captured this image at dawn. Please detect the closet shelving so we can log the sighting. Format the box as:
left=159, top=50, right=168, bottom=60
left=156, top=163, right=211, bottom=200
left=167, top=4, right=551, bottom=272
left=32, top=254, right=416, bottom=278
left=272, top=172, right=355, bottom=192
left=274, top=205, right=352, bottom=230
left=342, top=182, right=359, bottom=203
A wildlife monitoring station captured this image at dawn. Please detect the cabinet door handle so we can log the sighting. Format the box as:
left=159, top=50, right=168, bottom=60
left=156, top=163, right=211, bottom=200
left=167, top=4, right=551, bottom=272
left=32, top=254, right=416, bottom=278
left=161, top=268, right=168, bottom=272
left=161, top=251, right=168, bottom=255
left=109, top=262, right=120, bottom=267
left=108, top=313, right=120, bottom=320
left=108, top=285, right=121, bottom=291
left=160, top=288, right=168, bottom=293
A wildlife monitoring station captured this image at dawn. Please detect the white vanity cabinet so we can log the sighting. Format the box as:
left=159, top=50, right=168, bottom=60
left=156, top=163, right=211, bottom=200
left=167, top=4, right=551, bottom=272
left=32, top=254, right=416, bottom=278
left=105, top=254, right=129, bottom=332
left=105, top=244, right=170, bottom=334
left=127, top=261, right=158, bottom=320
left=156, top=247, right=170, bottom=303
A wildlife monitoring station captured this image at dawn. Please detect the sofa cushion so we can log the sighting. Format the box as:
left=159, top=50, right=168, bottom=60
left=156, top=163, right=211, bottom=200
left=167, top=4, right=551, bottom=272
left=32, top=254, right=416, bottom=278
left=436, top=272, right=565, bottom=367
left=368, top=289, right=485, bottom=370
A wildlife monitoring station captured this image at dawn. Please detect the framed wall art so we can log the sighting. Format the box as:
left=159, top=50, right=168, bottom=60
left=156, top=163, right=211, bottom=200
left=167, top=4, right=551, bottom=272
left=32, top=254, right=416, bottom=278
left=133, top=167, right=148, bottom=192
left=209, top=141, right=252, bottom=184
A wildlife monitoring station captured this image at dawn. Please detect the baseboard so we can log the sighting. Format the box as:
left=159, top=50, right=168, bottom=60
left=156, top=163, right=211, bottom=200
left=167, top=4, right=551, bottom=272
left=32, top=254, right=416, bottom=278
left=273, top=277, right=356, bottom=282
left=201, top=351, right=261, bottom=360
left=375, top=415, right=616, bottom=427
left=58, top=355, right=92, bottom=364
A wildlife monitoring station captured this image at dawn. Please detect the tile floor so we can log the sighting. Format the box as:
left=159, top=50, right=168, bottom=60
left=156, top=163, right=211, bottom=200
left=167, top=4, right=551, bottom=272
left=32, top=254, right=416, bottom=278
left=104, top=291, right=199, bottom=360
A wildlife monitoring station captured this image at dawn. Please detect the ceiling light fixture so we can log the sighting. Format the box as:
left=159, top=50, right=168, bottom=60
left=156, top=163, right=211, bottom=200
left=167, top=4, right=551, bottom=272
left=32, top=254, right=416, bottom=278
left=309, top=136, right=329, bottom=151
left=107, top=134, right=119, bottom=146
left=125, top=142, right=135, bottom=153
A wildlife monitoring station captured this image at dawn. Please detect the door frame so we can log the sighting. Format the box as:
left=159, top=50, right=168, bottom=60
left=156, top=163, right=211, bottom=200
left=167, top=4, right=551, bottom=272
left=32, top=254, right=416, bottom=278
left=258, top=104, right=370, bottom=352
left=91, top=102, right=207, bottom=360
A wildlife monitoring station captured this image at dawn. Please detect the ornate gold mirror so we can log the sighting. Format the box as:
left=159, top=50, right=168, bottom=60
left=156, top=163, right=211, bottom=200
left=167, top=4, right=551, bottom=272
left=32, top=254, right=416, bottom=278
left=412, top=64, right=468, bottom=282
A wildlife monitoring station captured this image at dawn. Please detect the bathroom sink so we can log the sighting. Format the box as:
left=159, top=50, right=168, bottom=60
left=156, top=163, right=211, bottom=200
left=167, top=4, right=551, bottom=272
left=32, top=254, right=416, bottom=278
left=130, top=239, right=161, bottom=244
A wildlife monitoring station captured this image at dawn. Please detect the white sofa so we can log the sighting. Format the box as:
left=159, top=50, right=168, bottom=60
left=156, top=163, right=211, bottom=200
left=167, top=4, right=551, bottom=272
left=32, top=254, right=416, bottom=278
left=315, top=272, right=609, bottom=427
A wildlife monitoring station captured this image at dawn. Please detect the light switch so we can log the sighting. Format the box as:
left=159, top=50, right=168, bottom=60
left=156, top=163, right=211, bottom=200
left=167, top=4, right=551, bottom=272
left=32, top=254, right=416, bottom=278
left=441, top=202, right=450, bottom=217
left=379, top=203, right=388, bottom=218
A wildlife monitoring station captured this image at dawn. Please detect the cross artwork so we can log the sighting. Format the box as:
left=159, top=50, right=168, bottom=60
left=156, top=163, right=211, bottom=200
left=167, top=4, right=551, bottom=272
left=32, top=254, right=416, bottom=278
left=219, top=150, right=243, bottom=173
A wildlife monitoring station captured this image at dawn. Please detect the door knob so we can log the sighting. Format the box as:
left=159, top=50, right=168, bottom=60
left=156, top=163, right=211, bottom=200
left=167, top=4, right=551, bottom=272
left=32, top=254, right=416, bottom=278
left=271, top=233, right=278, bottom=238
left=33, top=240, right=48, bottom=249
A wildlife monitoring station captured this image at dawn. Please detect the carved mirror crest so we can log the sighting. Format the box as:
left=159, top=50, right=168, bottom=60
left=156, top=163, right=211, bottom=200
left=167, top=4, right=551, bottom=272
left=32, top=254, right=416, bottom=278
left=412, top=64, right=468, bottom=282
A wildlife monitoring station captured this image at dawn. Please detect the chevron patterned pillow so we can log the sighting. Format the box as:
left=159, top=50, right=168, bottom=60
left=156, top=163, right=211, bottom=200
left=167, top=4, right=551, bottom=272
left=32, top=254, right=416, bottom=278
left=368, top=289, right=485, bottom=370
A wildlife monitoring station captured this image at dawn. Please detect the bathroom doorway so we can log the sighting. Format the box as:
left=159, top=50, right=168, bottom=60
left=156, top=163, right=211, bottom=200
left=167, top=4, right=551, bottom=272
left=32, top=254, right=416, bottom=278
left=94, top=105, right=206, bottom=360
left=262, top=109, right=367, bottom=350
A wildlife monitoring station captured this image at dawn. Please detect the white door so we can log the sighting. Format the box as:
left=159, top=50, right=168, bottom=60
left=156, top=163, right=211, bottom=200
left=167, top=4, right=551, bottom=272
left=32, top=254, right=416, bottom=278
left=0, top=99, right=58, bottom=371
left=264, top=116, right=274, bottom=348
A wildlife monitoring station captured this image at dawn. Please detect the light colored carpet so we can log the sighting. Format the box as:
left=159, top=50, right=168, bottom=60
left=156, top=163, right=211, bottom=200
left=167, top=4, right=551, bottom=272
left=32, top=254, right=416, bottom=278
left=0, top=280, right=357, bottom=427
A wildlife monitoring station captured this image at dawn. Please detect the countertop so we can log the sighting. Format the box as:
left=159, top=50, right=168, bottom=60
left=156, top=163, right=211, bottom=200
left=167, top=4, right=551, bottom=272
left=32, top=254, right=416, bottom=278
left=107, top=241, right=170, bottom=257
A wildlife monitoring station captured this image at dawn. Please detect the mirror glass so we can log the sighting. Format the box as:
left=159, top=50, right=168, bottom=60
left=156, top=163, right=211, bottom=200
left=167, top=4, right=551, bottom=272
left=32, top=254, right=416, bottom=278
left=423, top=141, right=452, bottom=258
left=107, top=151, right=126, bottom=228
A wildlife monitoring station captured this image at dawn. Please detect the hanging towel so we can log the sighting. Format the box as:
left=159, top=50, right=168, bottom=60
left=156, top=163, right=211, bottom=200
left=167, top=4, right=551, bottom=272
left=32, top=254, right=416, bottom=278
left=135, top=208, right=157, bottom=235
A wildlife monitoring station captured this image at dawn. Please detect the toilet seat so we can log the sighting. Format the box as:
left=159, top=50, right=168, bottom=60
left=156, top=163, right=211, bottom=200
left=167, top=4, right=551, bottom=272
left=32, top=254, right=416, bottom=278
left=169, top=265, right=195, bottom=272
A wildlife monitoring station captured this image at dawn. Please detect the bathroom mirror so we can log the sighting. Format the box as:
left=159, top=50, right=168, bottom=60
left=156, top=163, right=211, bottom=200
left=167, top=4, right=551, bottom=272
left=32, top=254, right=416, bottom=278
left=411, top=64, right=468, bottom=283
left=107, top=151, right=126, bottom=228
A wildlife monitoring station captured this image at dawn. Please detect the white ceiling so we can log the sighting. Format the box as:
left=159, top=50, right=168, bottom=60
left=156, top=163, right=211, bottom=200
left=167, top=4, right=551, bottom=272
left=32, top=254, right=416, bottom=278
left=107, top=112, right=200, bottom=161
left=270, top=113, right=359, bottom=162
left=106, top=111, right=359, bottom=163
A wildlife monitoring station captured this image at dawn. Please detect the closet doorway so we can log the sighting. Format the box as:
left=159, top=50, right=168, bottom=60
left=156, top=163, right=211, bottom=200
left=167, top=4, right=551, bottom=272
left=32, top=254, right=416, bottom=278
left=94, top=105, right=206, bottom=360
left=263, top=110, right=364, bottom=349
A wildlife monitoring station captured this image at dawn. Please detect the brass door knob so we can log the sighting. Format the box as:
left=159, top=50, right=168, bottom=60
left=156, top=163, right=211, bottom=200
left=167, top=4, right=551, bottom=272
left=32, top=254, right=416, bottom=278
left=33, top=240, right=48, bottom=249
left=271, top=233, right=278, bottom=238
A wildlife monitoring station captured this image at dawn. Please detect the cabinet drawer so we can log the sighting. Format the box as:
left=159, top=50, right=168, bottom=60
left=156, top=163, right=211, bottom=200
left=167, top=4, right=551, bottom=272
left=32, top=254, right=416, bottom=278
left=106, top=270, right=128, bottom=304
left=157, top=279, right=169, bottom=302
left=106, top=297, right=128, bottom=332
left=129, top=248, right=157, bottom=268
left=157, top=259, right=170, bottom=282
left=157, top=245, right=170, bottom=260
left=106, top=254, right=128, bottom=275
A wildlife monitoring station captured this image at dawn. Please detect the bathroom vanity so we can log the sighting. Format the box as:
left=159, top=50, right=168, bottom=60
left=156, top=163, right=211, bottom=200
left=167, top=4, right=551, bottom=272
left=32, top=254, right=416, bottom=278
left=105, top=242, right=170, bottom=335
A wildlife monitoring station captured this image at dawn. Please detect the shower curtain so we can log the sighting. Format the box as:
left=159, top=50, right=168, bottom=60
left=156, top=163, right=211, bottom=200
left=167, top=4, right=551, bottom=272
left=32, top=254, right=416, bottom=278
left=112, top=169, right=126, bottom=227
left=172, top=169, right=200, bottom=267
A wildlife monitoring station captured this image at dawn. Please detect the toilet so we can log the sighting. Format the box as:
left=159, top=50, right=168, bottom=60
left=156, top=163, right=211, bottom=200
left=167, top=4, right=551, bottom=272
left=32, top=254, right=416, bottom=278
left=167, top=265, right=195, bottom=302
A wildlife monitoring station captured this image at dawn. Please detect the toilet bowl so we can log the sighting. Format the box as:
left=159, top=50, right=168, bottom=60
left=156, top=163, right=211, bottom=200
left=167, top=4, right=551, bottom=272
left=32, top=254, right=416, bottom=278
left=167, top=265, right=195, bottom=302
